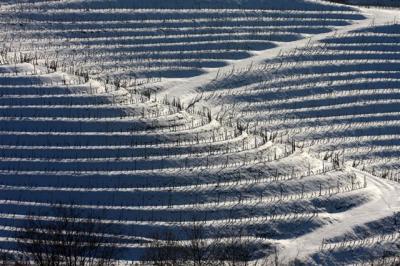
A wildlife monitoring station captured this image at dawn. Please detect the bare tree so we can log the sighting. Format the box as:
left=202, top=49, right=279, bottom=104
left=0, top=251, right=19, bottom=266
left=211, top=235, right=252, bottom=266
left=143, top=224, right=256, bottom=266
left=183, top=223, right=213, bottom=266
left=11, top=203, right=120, bottom=266
left=142, top=230, right=186, bottom=266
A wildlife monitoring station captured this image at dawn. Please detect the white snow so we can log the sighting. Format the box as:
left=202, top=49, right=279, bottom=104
left=0, top=0, right=398, bottom=264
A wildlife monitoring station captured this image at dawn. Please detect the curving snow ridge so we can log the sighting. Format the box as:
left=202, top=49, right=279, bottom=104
left=278, top=168, right=400, bottom=263
left=0, top=0, right=399, bottom=264
left=0, top=0, right=364, bottom=85
left=0, top=60, right=373, bottom=262
left=185, top=5, right=400, bottom=264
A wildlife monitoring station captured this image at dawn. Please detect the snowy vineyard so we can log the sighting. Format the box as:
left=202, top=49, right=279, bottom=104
left=0, top=0, right=399, bottom=265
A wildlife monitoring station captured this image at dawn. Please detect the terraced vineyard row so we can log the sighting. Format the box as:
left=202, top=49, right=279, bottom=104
left=0, top=62, right=375, bottom=262
left=0, top=1, right=364, bottom=86
left=0, top=0, right=399, bottom=265
left=205, top=23, right=400, bottom=182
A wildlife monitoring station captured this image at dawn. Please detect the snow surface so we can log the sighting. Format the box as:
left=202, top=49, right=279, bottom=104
left=0, top=0, right=398, bottom=264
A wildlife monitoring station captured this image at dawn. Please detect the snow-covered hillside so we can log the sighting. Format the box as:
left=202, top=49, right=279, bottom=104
left=200, top=21, right=400, bottom=181
left=0, top=60, right=373, bottom=263
left=0, top=0, right=398, bottom=265
left=0, top=0, right=363, bottom=84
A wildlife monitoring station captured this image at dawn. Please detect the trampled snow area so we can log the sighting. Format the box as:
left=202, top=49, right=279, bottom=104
left=0, top=0, right=399, bottom=264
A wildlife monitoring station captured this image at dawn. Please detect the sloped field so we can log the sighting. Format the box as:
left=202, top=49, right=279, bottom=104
left=188, top=13, right=400, bottom=264
left=204, top=23, right=400, bottom=185
left=0, top=0, right=399, bottom=265
left=0, top=0, right=363, bottom=85
left=0, top=62, right=376, bottom=263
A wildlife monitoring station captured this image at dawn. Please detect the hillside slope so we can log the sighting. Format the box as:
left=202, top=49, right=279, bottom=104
left=0, top=0, right=364, bottom=83
left=0, top=0, right=398, bottom=264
